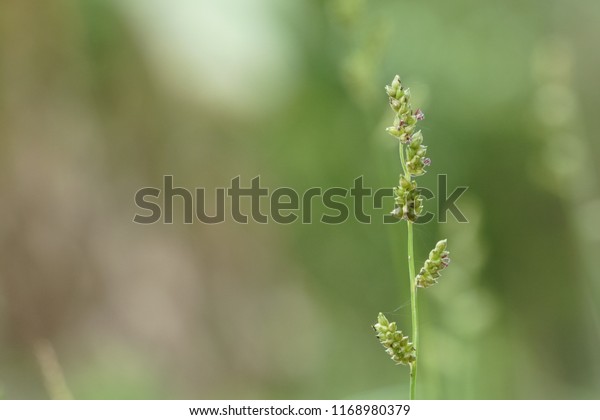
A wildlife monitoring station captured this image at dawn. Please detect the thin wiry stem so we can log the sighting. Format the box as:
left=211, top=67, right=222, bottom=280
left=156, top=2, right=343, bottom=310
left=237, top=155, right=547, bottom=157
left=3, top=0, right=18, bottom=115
left=407, top=221, right=418, bottom=400
left=399, top=141, right=419, bottom=400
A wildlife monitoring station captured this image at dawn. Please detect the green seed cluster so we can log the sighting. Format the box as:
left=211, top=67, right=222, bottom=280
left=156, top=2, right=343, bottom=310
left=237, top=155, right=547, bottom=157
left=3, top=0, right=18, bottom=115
left=385, top=75, right=429, bottom=177
left=392, top=175, right=422, bottom=222
left=373, top=313, right=416, bottom=366
left=415, top=239, right=450, bottom=288
left=405, top=131, right=428, bottom=176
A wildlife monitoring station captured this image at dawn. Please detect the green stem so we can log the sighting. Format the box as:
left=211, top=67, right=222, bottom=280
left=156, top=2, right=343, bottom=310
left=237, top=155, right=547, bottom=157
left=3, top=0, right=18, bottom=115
left=399, top=141, right=419, bottom=399
left=407, top=221, right=418, bottom=400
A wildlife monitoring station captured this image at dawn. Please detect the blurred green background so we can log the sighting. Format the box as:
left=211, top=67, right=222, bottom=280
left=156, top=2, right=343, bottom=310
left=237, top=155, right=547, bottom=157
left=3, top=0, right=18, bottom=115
left=1, top=0, right=600, bottom=399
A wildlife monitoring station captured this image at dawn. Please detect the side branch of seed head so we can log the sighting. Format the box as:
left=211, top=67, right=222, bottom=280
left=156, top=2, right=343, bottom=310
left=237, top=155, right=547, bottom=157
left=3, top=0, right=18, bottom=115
left=373, top=313, right=416, bottom=365
left=416, top=239, right=450, bottom=288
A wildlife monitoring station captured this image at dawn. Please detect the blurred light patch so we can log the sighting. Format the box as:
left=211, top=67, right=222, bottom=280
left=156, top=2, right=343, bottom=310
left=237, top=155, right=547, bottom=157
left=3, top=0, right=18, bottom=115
left=575, top=199, right=600, bottom=243
left=114, top=0, right=302, bottom=117
left=533, top=84, right=578, bottom=128
left=531, top=37, right=573, bottom=84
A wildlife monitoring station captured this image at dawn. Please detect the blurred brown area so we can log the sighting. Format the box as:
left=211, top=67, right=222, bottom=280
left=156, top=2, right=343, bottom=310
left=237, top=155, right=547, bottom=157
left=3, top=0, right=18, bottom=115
left=0, top=0, right=599, bottom=399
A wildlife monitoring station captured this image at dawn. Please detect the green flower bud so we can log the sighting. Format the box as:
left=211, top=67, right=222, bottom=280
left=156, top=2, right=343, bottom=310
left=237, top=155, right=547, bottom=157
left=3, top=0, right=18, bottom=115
left=399, top=175, right=412, bottom=189
left=373, top=313, right=416, bottom=366
left=386, top=126, right=402, bottom=137
left=389, top=98, right=402, bottom=112
left=385, top=76, right=402, bottom=99
left=409, top=130, right=423, bottom=147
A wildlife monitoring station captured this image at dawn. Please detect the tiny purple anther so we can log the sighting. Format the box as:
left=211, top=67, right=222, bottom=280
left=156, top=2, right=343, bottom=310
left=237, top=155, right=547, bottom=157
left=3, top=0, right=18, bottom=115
left=414, top=109, right=425, bottom=120
left=423, top=157, right=432, bottom=166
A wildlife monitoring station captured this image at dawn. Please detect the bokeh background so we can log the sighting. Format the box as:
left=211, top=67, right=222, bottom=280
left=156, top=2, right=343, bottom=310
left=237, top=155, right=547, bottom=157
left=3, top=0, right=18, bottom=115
left=1, top=0, right=599, bottom=399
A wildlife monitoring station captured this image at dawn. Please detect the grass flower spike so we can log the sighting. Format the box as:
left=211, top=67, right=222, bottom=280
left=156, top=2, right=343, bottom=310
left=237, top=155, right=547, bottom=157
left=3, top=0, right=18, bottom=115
left=374, top=75, right=451, bottom=400
left=416, top=239, right=450, bottom=288
left=374, top=313, right=416, bottom=365
left=392, top=175, right=422, bottom=222
left=406, top=130, right=429, bottom=176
